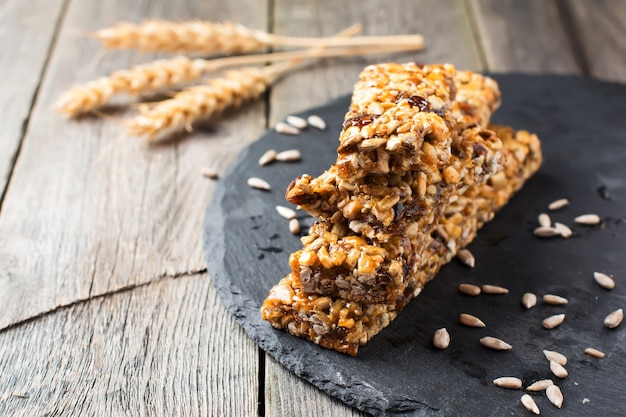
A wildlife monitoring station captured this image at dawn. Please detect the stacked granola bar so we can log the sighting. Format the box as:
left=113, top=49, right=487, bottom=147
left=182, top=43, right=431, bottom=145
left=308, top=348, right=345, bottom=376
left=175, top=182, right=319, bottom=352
left=261, top=63, right=542, bottom=355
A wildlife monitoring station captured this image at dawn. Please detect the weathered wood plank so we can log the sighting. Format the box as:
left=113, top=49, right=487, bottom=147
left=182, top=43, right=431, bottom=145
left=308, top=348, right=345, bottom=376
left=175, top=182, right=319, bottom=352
left=269, top=0, right=483, bottom=124
left=0, top=0, right=268, bottom=329
left=567, top=0, right=626, bottom=81
left=468, top=0, right=580, bottom=73
left=0, top=272, right=259, bottom=417
left=0, top=0, right=66, bottom=201
left=265, top=1, right=482, bottom=415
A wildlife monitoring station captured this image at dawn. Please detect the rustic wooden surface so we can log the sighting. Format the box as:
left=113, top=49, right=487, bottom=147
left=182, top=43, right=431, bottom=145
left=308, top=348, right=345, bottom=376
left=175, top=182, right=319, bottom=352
left=0, top=0, right=623, bottom=416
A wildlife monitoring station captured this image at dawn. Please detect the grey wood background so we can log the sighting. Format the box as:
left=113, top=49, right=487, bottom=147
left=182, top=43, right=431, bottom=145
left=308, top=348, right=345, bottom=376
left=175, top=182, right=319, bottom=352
left=0, top=0, right=623, bottom=415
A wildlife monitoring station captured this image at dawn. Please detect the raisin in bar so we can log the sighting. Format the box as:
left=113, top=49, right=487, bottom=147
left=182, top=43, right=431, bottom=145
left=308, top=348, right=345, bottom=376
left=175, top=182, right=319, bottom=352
left=287, top=126, right=503, bottom=305
left=261, top=125, right=542, bottom=355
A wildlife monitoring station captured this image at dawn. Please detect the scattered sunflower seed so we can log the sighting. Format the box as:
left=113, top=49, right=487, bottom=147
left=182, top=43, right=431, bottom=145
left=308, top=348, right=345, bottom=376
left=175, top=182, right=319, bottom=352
left=258, top=149, right=277, bottom=166
left=285, top=115, right=308, bottom=129
left=275, top=205, right=297, bottom=220
left=307, top=114, right=327, bottom=130
left=574, top=213, right=601, bottom=225
left=289, top=218, right=301, bottom=235
left=546, top=385, right=564, bottom=408
left=594, top=272, right=615, bottom=290
left=522, top=292, right=537, bottom=309
left=482, top=284, right=509, bottom=294
left=538, top=213, right=551, bottom=228
left=247, top=177, right=271, bottom=191
left=604, top=308, right=624, bottom=329
left=543, top=314, right=566, bottom=329
left=200, top=167, right=219, bottom=179
left=584, top=347, right=605, bottom=358
left=543, top=350, right=567, bottom=366
left=459, top=313, right=486, bottom=328
left=458, top=283, right=481, bottom=296
left=493, top=377, right=522, bottom=389
left=275, top=149, right=302, bottom=162
left=433, top=328, right=450, bottom=349
left=543, top=294, right=569, bottom=305
left=548, top=198, right=570, bottom=211
left=480, top=336, right=512, bottom=350
left=582, top=398, right=590, bottom=404
left=521, top=394, right=541, bottom=415
left=526, top=379, right=554, bottom=392
left=274, top=122, right=300, bottom=135
left=553, top=222, right=573, bottom=238
left=550, top=360, right=568, bottom=378
left=457, top=249, right=475, bottom=267
left=534, top=226, right=561, bottom=237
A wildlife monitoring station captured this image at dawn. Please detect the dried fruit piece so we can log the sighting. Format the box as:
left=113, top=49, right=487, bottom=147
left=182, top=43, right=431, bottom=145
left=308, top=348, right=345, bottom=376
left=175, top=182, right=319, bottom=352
left=594, top=272, right=615, bottom=290
left=493, top=377, right=522, bottom=389
left=458, top=283, right=481, bottom=296
left=459, top=313, right=486, bottom=327
left=522, top=292, right=537, bottom=309
left=604, top=308, right=624, bottom=329
left=546, top=385, right=563, bottom=408
left=543, top=314, right=566, bottom=329
left=433, top=328, right=450, bottom=349
left=521, top=394, right=541, bottom=415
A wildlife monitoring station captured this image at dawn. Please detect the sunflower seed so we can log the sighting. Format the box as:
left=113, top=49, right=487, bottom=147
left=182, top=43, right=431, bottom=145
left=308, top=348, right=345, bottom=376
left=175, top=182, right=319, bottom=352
left=604, top=308, right=624, bottom=329
left=247, top=177, right=271, bottom=190
left=307, top=114, right=327, bottom=130
left=543, top=314, right=566, bottom=329
left=522, top=292, right=537, bottom=309
left=289, top=218, right=301, bottom=235
left=521, top=394, right=541, bottom=415
left=458, top=283, right=481, bottom=296
left=275, top=122, right=300, bottom=135
left=548, top=198, right=569, bottom=211
left=275, top=149, right=302, bottom=162
left=526, top=379, right=554, bottom=392
left=543, top=350, right=567, bottom=366
left=582, top=398, right=590, bottom=404
left=534, top=226, right=561, bottom=237
left=457, top=249, right=475, bottom=267
left=546, top=385, right=564, bottom=408
left=550, top=360, right=568, bottom=378
left=459, top=313, right=486, bottom=328
left=574, top=213, right=601, bottom=225
left=275, top=205, right=297, bottom=220
left=482, top=284, right=509, bottom=294
left=594, top=272, right=615, bottom=290
left=433, top=328, right=450, bottom=349
left=285, top=115, right=308, bottom=129
left=538, top=213, right=551, bottom=228
left=480, top=336, right=512, bottom=350
left=584, top=347, right=606, bottom=358
left=258, top=149, right=277, bottom=166
left=543, top=294, right=569, bottom=305
left=553, top=222, right=573, bottom=238
left=493, top=377, right=522, bottom=389
left=200, top=167, right=219, bottom=179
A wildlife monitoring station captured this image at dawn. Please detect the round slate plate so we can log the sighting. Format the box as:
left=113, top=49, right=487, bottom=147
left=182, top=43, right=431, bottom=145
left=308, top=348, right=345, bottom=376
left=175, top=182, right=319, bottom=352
left=203, top=75, right=626, bottom=417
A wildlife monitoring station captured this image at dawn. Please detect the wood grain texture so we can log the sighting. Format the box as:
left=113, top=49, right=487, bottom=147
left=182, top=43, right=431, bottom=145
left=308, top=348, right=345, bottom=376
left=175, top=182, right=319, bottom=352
left=0, top=0, right=268, bottom=330
left=567, top=0, right=626, bottom=81
left=269, top=0, right=483, bottom=124
left=265, top=1, right=482, bottom=415
left=468, top=0, right=580, bottom=73
left=0, top=273, right=259, bottom=417
left=0, top=0, right=66, bottom=201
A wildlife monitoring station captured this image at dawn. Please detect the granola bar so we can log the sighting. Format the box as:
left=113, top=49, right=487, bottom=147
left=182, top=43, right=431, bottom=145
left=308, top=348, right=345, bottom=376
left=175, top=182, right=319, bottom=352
left=261, top=125, right=542, bottom=355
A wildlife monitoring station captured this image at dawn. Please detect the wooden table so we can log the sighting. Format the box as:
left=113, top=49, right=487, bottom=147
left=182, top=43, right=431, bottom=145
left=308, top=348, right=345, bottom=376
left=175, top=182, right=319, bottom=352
left=0, top=1, right=624, bottom=415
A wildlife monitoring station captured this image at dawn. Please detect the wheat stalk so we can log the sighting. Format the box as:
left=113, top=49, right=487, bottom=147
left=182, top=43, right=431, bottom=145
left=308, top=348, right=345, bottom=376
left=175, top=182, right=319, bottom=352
left=91, top=20, right=424, bottom=54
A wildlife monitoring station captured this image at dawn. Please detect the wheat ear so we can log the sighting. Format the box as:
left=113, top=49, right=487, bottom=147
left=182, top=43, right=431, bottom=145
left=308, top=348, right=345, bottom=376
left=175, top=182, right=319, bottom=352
left=91, top=20, right=424, bottom=54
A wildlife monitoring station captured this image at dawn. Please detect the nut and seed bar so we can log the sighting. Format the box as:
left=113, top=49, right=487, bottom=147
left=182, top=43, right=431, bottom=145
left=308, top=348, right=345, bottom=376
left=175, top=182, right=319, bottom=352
left=288, top=125, right=503, bottom=304
left=261, top=125, right=542, bottom=355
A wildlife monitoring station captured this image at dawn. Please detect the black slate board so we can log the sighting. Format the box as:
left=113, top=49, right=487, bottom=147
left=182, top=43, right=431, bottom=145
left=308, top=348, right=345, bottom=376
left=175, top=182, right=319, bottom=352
left=203, top=75, right=626, bottom=417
